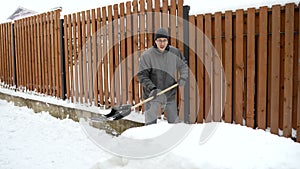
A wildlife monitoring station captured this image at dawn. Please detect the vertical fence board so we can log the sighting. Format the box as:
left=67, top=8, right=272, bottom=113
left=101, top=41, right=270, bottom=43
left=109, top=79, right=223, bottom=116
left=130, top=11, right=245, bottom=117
left=77, top=12, right=83, bottom=104
left=170, top=0, right=177, bottom=47
left=146, top=0, right=153, bottom=48
left=113, top=4, right=120, bottom=106
left=204, top=13, right=212, bottom=122
left=224, top=10, right=233, bottom=123
left=63, top=16, right=70, bottom=99
left=154, top=0, right=160, bottom=31
left=96, top=8, right=103, bottom=106
left=101, top=7, right=109, bottom=107
left=162, top=0, right=168, bottom=29
left=246, top=8, right=255, bottom=128
left=81, top=11, right=88, bottom=104
left=126, top=2, right=133, bottom=105
left=68, top=14, right=74, bottom=101
left=297, top=3, right=300, bottom=142
left=133, top=0, right=140, bottom=109
left=196, top=14, right=204, bottom=123
left=119, top=3, right=127, bottom=105
left=72, top=13, right=79, bottom=103
left=270, top=5, right=281, bottom=134
left=108, top=6, right=115, bottom=107
left=257, top=6, right=268, bottom=130
left=234, top=9, right=245, bottom=125
left=189, top=15, right=196, bottom=123
left=92, top=9, right=98, bottom=106
left=213, top=12, right=222, bottom=122
left=283, top=3, right=294, bottom=137
left=87, top=10, right=94, bottom=105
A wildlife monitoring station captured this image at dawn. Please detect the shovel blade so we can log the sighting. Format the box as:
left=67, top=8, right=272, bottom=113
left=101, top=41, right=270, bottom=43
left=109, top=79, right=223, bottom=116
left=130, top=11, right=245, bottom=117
left=105, top=104, right=132, bottom=119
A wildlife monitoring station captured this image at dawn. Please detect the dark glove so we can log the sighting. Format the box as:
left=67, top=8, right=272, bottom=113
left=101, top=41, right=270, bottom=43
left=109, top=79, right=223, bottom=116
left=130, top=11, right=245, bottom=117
left=149, top=88, right=161, bottom=99
left=178, top=78, right=186, bottom=86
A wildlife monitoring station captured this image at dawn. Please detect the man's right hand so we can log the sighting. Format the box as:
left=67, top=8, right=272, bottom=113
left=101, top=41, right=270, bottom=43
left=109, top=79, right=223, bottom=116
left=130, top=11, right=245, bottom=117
left=149, top=88, right=161, bottom=99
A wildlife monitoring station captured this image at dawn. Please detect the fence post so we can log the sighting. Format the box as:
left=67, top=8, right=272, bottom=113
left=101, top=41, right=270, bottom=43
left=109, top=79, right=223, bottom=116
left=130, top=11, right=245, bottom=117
left=11, top=23, right=17, bottom=89
left=183, top=5, right=190, bottom=123
left=60, top=19, right=66, bottom=100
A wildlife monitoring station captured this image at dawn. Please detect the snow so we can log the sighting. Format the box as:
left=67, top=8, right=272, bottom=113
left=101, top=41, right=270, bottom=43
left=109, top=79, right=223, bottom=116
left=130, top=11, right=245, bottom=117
left=1, top=98, right=300, bottom=169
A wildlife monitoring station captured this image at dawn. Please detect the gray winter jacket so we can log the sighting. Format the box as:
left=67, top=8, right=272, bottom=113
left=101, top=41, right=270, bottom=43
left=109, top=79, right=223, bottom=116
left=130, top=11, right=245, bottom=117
left=137, top=45, right=188, bottom=101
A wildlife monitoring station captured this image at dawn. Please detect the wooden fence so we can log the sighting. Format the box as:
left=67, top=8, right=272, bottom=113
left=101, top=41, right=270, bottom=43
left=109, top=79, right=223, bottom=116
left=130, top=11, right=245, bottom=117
left=0, top=0, right=299, bottom=142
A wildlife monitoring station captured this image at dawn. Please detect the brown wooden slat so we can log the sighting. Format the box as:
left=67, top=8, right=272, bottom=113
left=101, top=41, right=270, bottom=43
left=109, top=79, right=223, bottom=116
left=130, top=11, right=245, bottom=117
left=0, top=24, right=3, bottom=82
left=108, top=6, right=115, bottom=107
left=189, top=15, right=196, bottom=123
left=39, top=16, right=45, bottom=93
left=46, top=13, right=53, bottom=95
left=96, top=8, right=103, bottom=106
left=246, top=8, right=255, bottom=128
left=283, top=3, right=294, bottom=138
left=256, top=6, right=268, bottom=130
left=133, top=0, right=140, bottom=109
left=270, top=5, right=281, bottom=134
left=154, top=0, right=160, bottom=31
left=112, top=4, right=120, bottom=106
left=126, top=2, right=133, bottom=105
left=77, top=12, right=83, bottom=104
left=81, top=11, right=88, bottom=104
left=146, top=0, right=153, bottom=49
left=204, top=13, right=212, bottom=122
left=162, top=0, right=168, bottom=29
left=54, top=11, right=59, bottom=97
left=139, top=0, right=146, bottom=110
left=196, top=14, right=204, bottom=123
left=71, top=13, right=78, bottom=103
left=101, top=7, right=109, bottom=107
left=224, top=11, right=233, bottom=123
left=68, top=14, right=74, bottom=101
left=86, top=10, right=93, bottom=105
left=170, top=0, right=177, bottom=47
left=234, top=9, right=244, bottom=125
left=42, top=14, right=48, bottom=94
left=119, top=3, right=126, bottom=104
left=292, top=4, right=299, bottom=130
left=213, top=12, right=222, bottom=122
left=92, top=9, right=98, bottom=106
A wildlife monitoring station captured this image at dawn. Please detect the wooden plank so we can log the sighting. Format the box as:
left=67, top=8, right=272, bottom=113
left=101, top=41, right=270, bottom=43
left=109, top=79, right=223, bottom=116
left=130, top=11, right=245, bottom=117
left=87, top=10, right=93, bottom=105
left=270, top=5, right=281, bottom=134
left=246, top=8, right=255, bottom=128
left=256, top=6, right=268, bottom=130
left=189, top=15, right=196, bottom=123
left=213, top=12, right=222, bottom=122
left=54, top=11, right=59, bottom=97
left=67, top=14, right=74, bottom=101
left=126, top=2, right=133, bottom=105
left=204, top=13, right=212, bottom=122
left=133, top=0, right=140, bottom=109
left=234, top=9, right=244, bottom=125
left=72, top=13, right=79, bottom=103
left=0, top=24, right=3, bottom=81
left=102, top=7, right=109, bottom=107
left=92, top=9, right=98, bottom=106
left=177, top=0, right=184, bottom=52
left=81, top=11, right=88, bottom=104
left=42, top=14, right=48, bottom=95
left=283, top=3, right=294, bottom=138
left=113, top=4, right=120, bottom=106
left=140, top=0, right=146, bottom=109
left=41, top=15, right=46, bottom=93
left=119, top=3, right=126, bottom=104
left=37, top=16, right=42, bottom=92
left=46, top=13, right=53, bottom=95
left=196, top=14, right=204, bottom=123
left=154, top=0, right=160, bottom=31
left=224, top=10, right=233, bottom=123
left=77, top=12, right=83, bottom=104
left=96, top=8, right=104, bottom=106
left=146, top=0, right=153, bottom=48
left=170, top=0, right=177, bottom=47
left=162, top=0, right=168, bottom=29
left=292, top=4, right=299, bottom=131
left=108, top=5, right=115, bottom=107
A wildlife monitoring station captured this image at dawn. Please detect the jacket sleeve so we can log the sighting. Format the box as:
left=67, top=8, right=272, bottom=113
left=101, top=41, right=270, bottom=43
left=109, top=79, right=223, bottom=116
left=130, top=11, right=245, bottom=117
left=137, top=53, right=156, bottom=91
left=176, top=50, right=189, bottom=81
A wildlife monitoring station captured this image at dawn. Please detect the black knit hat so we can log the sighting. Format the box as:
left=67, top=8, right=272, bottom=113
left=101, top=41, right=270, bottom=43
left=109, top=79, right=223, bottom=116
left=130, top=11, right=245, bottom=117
left=154, top=28, right=169, bottom=40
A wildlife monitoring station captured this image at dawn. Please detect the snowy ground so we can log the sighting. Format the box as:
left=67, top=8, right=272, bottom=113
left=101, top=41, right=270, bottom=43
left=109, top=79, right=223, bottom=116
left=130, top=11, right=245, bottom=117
left=1, top=98, right=300, bottom=169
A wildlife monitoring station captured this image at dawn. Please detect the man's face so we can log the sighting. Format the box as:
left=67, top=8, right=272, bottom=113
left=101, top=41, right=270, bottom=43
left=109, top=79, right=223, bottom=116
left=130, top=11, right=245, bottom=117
left=155, top=38, right=168, bottom=51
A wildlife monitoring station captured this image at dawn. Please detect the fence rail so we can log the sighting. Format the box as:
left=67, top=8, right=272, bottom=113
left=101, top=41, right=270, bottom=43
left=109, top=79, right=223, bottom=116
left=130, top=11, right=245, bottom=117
left=0, top=0, right=299, bottom=142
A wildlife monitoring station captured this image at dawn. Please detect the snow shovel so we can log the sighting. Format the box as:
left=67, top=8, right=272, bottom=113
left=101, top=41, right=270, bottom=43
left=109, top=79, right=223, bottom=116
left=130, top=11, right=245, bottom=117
left=105, top=83, right=179, bottom=121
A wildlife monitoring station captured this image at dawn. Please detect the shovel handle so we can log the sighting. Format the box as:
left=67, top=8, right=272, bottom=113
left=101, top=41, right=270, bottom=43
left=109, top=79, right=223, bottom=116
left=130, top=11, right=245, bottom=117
left=131, top=83, right=179, bottom=109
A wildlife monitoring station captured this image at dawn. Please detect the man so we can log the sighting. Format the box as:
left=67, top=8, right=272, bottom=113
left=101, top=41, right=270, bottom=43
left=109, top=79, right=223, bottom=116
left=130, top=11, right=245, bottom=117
left=137, top=28, right=188, bottom=125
